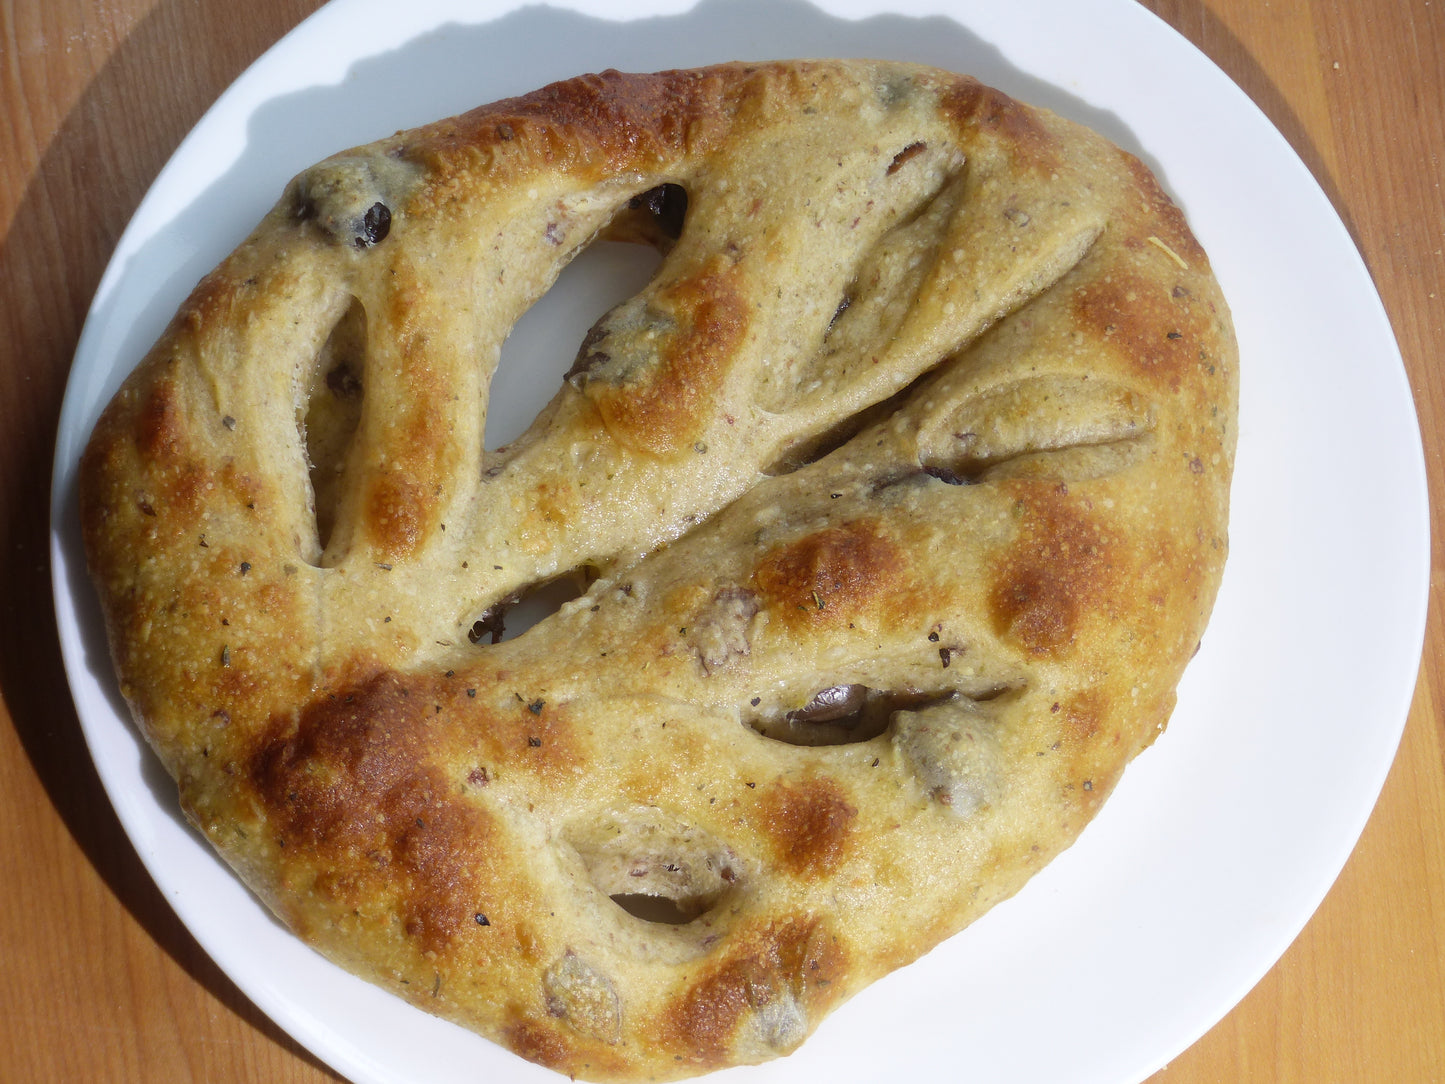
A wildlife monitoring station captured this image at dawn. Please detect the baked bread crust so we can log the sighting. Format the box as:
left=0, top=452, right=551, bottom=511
left=79, top=61, right=1236, bottom=1080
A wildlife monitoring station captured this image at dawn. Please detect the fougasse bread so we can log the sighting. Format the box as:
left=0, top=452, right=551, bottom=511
left=79, top=60, right=1236, bottom=1080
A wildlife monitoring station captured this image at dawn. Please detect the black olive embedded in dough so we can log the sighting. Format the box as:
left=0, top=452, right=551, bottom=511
left=293, top=155, right=414, bottom=250
left=629, top=182, right=687, bottom=240
left=358, top=202, right=391, bottom=248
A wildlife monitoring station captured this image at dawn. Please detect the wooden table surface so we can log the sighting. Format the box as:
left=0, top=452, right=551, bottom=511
left=2, top=1, right=1441, bottom=1080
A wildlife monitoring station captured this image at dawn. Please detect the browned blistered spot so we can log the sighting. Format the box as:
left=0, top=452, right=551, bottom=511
left=513, top=921, right=545, bottom=965
left=505, top=1019, right=574, bottom=1072
left=755, top=777, right=857, bottom=876
left=490, top=68, right=723, bottom=163
left=346, top=272, right=458, bottom=557
left=384, top=278, right=455, bottom=421
left=136, top=379, right=185, bottom=462
left=166, top=462, right=208, bottom=513
left=517, top=479, right=580, bottom=554
left=365, top=471, right=426, bottom=559
left=450, top=689, right=582, bottom=787
left=989, top=484, right=1122, bottom=656
left=585, top=257, right=748, bottom=456
left=664, top=916, right=845, bottom=1066
left=666, top=966, right=750, bottom=1065
left=1061, top=690, right=1104, bottom=744
left=1071, top=270, right=1209, bottom=391
left=313, top=868, right=370, bottom=908
left=101, top=380, right=220, bottom=534
left=248, top=670, right=499, bottom=955
left=342, top=289, right=450, bottom=555
left=182, top=266, right=239, bottom=334
left=398, top=794, right=494, bottom=950
left=504, top=1016, right=630, bottom=1080
left=215, top=645, right=267, bottom=706
left=753, top=518, right=901, bottom=630
left=412, top=66, right=738, bottom=197
left=135, top=462, right=214, bottom=537
left=218, top=459, right=264, bottom=513
left=939, top=76, right=1057, bottom=170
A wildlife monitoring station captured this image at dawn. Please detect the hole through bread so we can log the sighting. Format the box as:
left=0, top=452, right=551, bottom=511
left=745, top=685, right=957, bottom=746
left=485, top=241, right=663, bottom=451
left=302, top=296, right=367, bottom=556
left=468, top=568, right=595, bottom=644
left=567, top=810, right=739, bottom=926
left=606, top=183, right=689, bottom=249
left=607, top=893, right=699, bottom=925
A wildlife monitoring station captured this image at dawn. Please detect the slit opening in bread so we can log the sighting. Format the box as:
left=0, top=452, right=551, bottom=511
left=302, top=295, right=367, bottom=557
left=467, top=566, right=598, bottom=645
left=916, top=374, right=1157, bottom=485
left=566, top=810, right=741, bottom=926
left=761, top=358, right=946, bottom=477
left=608, top=893, right=706, bottom=926
left=485, top=240, right=664, bottom=452
left=602, top=182, right=689, bottom=251
left=744, top=684, right=955, bottom=747
left=493, top=182, right=688, bottom=441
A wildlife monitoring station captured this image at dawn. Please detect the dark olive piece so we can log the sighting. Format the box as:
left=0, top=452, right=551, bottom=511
left=357, top=202, right=391, bottom=247
left=629, top=183, right=688, bottom=240
left=923, top=464, right=972, bottom=486
left=469, top=603, right=508, bottom=644
left=786, top=684, right=869, bottom=725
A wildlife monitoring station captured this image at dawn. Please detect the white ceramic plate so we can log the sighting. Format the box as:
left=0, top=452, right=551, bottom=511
left=51, top=1, right=1430, bottom=1082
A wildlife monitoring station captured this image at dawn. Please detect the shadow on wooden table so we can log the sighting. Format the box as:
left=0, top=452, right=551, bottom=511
left=0, top=0, right=339, bottom=1077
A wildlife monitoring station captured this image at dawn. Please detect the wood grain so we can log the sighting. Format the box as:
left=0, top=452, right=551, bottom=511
left=1, top=1, right=1440, bottom=1080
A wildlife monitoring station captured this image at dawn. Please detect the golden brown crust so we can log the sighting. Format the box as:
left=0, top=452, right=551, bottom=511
left=79, top=61, right=1236, bottom=1080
